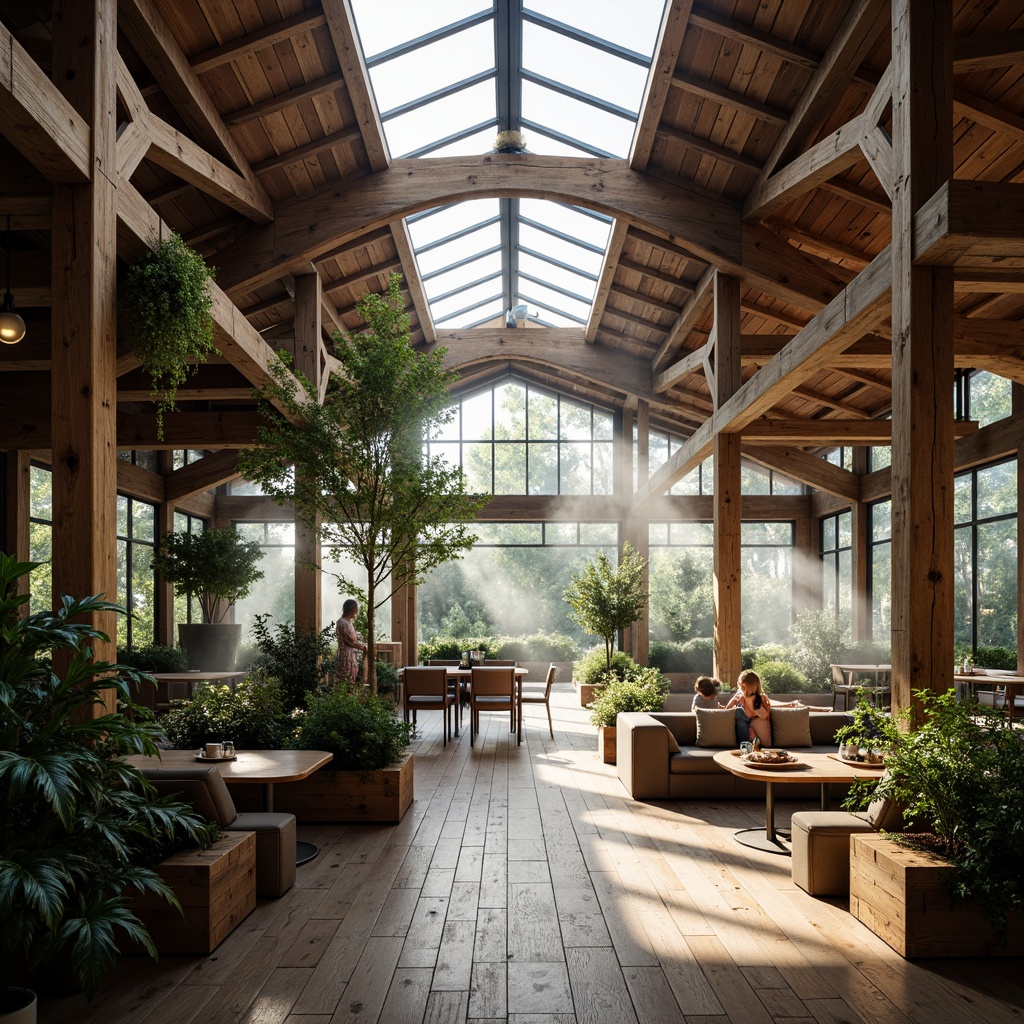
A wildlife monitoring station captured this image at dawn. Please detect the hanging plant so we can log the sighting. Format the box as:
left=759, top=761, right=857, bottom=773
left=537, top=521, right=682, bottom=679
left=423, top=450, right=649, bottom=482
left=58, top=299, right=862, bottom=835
left=121, top=232, right=218, bottom=439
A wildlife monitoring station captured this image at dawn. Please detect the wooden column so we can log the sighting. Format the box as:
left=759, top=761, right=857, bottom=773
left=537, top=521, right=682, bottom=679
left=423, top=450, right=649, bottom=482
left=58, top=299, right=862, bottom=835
left=712, top=272, right=742, bottom=687
left=1015, top=385, right=1024, bottom=673
left=293, top=271, right=322, bottom=634
left=50, top=0, right=118, bottom=686
left=631, top=400, right=650, bottom=667
left=3, top=452, right=31, bottom=602
left=155, top=451, right=175, bottom=646
left=850, top=448, right=870, bottom=642
left=791, top=511, right=816, bottom=620
left=890, top=0, right=955, bottom=720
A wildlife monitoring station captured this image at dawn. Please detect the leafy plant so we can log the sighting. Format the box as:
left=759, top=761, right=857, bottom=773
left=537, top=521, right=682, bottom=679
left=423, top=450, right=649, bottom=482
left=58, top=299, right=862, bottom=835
left=564, top=541, right=647, bottom=671
left=117, top=642, right=188, bottom=674
left=845, top=690, right=1024, bottom=940
left=418, top=635, right=497, bottom=662
left=677, top=636, right=715, bottom=674
left=574, top=648, right=637, bottom=687
left=751, top=659, right=813, bottom=694
left=249, top=613, right=334, bottom=711
left=0, top=555, right=217, bottom=998
left=833, top=697, right=891, bottom=752
left=120, top=232, right=217, bottom=439
left=490, top=631, right=579, bottom=663
left=240, top=274, right=490, bottom=691
left=788, top=609, right=849, bottom=688
left=588, top=667, right=669, bottom=728
left=974, top=645, right=1018, bottom=670
left=159, top=673, right=286, bottom=750
left=293, top=682, right=413, bottom=772
left=373, top=659, right=399, bottom=698
left=151, top=527, right=265, bottom=623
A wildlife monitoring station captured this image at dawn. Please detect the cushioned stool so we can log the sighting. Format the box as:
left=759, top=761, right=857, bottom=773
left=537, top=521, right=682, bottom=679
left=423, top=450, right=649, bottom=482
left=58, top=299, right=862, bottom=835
left=791, top=794, right=903, bottom=896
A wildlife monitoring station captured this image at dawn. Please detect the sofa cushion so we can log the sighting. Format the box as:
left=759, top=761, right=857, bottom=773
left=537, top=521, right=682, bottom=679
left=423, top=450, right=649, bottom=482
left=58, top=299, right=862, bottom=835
left=694, top=708, right=737, bottom=748
left=669, top=747, right=724, bottom=773
left=770, top=707, right=812, bottom=748
left=141, top=764, right=238, bottom=828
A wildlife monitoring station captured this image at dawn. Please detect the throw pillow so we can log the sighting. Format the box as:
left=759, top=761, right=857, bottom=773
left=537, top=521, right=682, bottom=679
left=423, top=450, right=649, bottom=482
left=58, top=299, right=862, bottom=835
left=695, top=708, right=737, bottom=748
left=770, top=706, right=812, bottom=748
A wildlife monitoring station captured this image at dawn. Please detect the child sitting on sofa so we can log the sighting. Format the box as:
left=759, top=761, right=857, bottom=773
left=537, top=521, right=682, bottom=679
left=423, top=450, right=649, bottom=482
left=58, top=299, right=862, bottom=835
left=724, top=669, right=774, bottom=746
left=691, top=675, right=725, bottom=710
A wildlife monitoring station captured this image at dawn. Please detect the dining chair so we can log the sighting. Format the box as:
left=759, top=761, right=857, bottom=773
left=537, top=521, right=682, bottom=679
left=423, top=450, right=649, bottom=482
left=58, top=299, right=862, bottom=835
left=520, top=663, right=557, bottom=739
left=427, top=660, right=467, bottom=722
left=469, top=666, right=516, bottom=747
left=831, top=665, right=857, bottom=711
left=403, top=666, right=458, bottom=746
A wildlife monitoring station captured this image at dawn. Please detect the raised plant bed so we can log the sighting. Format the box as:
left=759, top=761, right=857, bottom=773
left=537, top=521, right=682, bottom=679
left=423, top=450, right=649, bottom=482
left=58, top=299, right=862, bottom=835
left=599, top=725, right=616, bottom=764
left=849, top=833, right=1024, bottom=957
left=133, top=831, right=255, bottom=955
left=230, top=752, right=414, bottom=824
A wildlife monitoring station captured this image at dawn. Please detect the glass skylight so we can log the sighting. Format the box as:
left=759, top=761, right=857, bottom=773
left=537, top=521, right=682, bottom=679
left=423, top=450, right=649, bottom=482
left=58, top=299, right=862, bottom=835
left=348, top=0, right=668, bottom=330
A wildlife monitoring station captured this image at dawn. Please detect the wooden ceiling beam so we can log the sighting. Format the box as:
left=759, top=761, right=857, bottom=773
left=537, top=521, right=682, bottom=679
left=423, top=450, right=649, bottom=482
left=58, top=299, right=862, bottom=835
left=222, top=71, right=347, bottom=127
left=953, top=87, right=1024, bottom=146
left=670, top=71, right=789, bottom=127
left=654, top=124, right=762, bottom=173
left=116, top=412, right=264, bottom=449
left=616, top=255, right=698, bottom=290
left=630, top=0, right=695, bottom=171
left=741, top=297, right=810, bottom=331
left=608, top=283, right=683, bottom=315
left=252, top=126, right=363, bottom=176
left=790, top=385, right=873, bottom=418
left=324, top=256, right=403, bottom=297
left=744, top=445, right=861, bottom=501
left=652, top=266, right=715, bottom=372
left=586, top=219, right=630, bottom=342
left=819, top=177, right=891, bottom=214
left=653, top=343, right=708, bottom=392
left=190, top=10, right=328, bottom=75
left=775, top=224, right=873, bottom=269
left=165, top=451, right=242, bottom=502
left=390, top=220, right=435, bottom=342
left=915, top=181, right=1024, bottom=264
left=953, top=30, right=1024, bottom=74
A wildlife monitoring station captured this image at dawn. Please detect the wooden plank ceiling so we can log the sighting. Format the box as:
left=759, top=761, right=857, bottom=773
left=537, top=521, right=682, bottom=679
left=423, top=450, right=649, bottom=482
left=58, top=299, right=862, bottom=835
left=1, top=0, right=1023, bottom=482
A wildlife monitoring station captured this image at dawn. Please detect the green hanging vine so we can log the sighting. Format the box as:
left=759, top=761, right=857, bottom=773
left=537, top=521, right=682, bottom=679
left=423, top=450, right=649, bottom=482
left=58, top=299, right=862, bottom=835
left=121, top=232, right=218, bottom=439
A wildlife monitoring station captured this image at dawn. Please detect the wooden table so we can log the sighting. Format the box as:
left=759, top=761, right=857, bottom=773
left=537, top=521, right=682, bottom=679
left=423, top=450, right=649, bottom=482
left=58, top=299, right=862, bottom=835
left=150, top=670, right=246, bottom=711
left=713, top=749, right=885, bottom=855
left=830, top=664, right=892, bottom=708
left=128, top=748, right=333, bottom=863
left=955, top=672, right=1024, bottom=722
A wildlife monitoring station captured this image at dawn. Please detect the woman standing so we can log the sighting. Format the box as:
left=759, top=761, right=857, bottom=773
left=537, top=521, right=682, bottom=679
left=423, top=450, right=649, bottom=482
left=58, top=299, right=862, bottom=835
left=336, top=598, right=367, bottom=682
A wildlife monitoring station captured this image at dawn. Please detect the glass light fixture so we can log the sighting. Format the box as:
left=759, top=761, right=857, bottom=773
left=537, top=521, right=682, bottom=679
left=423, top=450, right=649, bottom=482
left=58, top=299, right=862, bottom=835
left=0, top=215, right=26, bottom=344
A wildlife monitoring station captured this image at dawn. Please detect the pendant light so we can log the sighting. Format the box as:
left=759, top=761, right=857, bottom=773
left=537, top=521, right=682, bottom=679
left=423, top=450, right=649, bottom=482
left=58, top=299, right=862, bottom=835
left=0, top=215, right=26, bottom=344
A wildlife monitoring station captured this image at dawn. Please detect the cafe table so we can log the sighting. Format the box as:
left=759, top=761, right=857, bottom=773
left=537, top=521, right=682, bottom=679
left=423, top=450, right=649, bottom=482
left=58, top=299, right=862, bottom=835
left=713, top=749, right=885, bottom=855
left=955, top=672, right=1024, bottom=722
left=127, top=748, right=333, bottom=863
left=830, top=663, right=892, bottom=708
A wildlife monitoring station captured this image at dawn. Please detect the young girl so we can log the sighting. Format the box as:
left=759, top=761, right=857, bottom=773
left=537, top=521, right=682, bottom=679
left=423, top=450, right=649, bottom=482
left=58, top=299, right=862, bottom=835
left=691, top=675, right=725, bottom=710
left=724, top=669, right=773, bottom=747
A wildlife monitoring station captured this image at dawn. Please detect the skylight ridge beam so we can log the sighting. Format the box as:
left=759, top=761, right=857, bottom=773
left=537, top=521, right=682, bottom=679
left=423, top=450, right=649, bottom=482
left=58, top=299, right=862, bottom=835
left=364, top=9, right=495, bottom=67
left=518, top=215, right=606, bottom=254
left=414, top=215, right=502, bottom=255
left=519, top=291, right=587, bottom=324
left=517, top=245, right=599, bottom=282
left=501, top=196, right=517, bottom=313
left=521, top=9, right=651, bottom=66
left=401, top=119, right=498, bottom=159
left=421, top=244, right=503, bottom=281
left=379, top=69, right=496, bottom=122
left=520, top=69, right=637, bottom=120
left=518, top=119, right=617, bottom=158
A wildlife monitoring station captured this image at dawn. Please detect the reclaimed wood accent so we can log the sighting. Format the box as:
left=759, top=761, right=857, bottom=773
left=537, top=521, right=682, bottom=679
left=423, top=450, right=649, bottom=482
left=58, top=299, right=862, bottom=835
left=651, top=266, right=715, bottom=373
left=164, top=450, right=240, bottom=502
left=585, top=220, right=630, bottom=343
left=133, top=831, right=256, bottom=955
left=890, top=0, right=954, bottom=720
left=3, top=452, right=31, bottom=596
left=745, top=446, right=860, bottom=502
left=189, top=10, right=328, bottom=75
left=599, top=726, right=617, bottom=764
left=849, top=834, right=1024, bottom=958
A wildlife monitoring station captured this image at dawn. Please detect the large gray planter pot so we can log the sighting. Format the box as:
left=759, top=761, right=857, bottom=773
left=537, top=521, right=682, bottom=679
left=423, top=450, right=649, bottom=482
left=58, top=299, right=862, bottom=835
left=0, top=988, right=36, bottom=1024
left=178, top=623, right=243, bottom=671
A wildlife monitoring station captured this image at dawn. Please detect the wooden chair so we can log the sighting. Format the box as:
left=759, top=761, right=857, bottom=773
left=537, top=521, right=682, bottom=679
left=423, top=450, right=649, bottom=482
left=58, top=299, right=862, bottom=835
left=426, top=660, right=466, bottom=723
left=403, top=666, right=458, bottom=746
left=520, top=663, right=557, bottom=739
left=831, top=665, right=857, bottom=711
left=469, top=666, right=516, bottom=747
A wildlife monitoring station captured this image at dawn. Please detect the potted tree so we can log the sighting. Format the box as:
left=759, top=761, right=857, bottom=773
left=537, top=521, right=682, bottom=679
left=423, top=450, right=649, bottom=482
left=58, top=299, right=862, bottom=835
left=151, top=526, right=264, bottom=671
left=564, top=542, right=647, bottom=674
left=588, top=666, right=668, bottom=763
left=120, top=232, right=217, bottom=441
left=0, top=556, right=217, bottom=1006
left=833, top=696, right=890, bottom=762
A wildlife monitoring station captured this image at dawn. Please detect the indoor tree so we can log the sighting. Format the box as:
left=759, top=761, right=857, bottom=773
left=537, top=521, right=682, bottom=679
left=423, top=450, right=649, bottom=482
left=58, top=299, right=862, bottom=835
left=564, top=541, right=648, bottom=672
left=239, top=274, right=489, bottom=690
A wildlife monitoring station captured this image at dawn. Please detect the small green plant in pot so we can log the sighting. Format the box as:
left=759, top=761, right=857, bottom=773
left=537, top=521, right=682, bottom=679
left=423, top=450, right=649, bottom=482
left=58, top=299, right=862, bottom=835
left=588, top=667, right=669, bottom=728
left=0, top=555, right=218, bottom=999
left=121, top=232, right=217, bottom=440
left=249, top=613, right=334, bottom=712
left=833, top=697, right=891, bottom=762
left=151, top=527, right=265, bottom=670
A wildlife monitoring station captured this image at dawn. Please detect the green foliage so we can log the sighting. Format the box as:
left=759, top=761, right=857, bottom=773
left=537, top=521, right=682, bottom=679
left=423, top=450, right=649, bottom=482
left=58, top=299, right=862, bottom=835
left=374, top=660, right=400, bottom=698
left=417, top=636, right=497, bottom=662
left=833, top=698, right=891, bottom=751
left=588, top=667, right=669, bottom=728
left=646, top=640, right=687, bottom=673
left=974, top=645, right=1018, bottom=670
left=249, top=613, right=334, bottom=711
left=751, top=659, right=812, bottom=694
left=159, top=673, right=286, bottom=750
left=239, top=274, right=490, bottom=692
left=678, top=636, right=714, bottom=674
left=117, top=643, right=188, bottom=674
left=848, top=691, right=1024, bottom=939
left=648, top=548, right=714, bottom=641
left=120, top=233, right=217, bottom=440
left=491, top=631, right=579, bottom=662
left=564, top=541, right=647, bottom=671
left=292, top=682, right=413, bottom=772
left=788, top=609, right=849, bottom=688
left=151, top=527, right=265, bottom=623
left=573, top=648, right=637, bottom=687
left=0, top=555, right=217, bottom=997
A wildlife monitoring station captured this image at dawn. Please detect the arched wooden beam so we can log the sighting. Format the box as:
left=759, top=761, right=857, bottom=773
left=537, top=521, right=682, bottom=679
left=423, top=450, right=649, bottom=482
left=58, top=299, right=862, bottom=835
left=213, top=156, right=848, bottom=312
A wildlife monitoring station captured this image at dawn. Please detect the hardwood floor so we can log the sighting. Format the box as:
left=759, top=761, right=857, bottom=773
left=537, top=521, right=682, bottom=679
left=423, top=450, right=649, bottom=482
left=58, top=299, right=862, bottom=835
left=41, top=685, right=1024, bottom=1024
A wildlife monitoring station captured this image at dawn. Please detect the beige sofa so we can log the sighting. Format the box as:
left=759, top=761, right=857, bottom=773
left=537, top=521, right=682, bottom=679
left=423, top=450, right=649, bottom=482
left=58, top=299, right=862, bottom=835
left=615, top=708, right=850, bottom=800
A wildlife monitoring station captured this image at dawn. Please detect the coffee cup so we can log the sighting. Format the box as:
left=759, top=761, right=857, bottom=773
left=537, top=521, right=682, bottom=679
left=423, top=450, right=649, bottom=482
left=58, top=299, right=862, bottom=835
left=205, top=742, right=222, bottom=759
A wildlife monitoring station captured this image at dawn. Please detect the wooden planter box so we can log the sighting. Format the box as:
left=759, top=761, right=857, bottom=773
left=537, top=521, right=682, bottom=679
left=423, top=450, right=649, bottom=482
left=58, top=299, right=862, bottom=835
left=233, top=753, right=414, bottom=824
left=134, top=831, right=255, bottom=955
left=598, top=725, right=616, bottom=764
left=578, top=681, right=606, bottom=707
left=849, top=833, right=1024, bottom=957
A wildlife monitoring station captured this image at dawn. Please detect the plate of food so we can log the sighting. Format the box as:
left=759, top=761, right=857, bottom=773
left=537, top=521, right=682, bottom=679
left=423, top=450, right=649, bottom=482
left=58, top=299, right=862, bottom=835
left=740, top=748, right=804, bottom=769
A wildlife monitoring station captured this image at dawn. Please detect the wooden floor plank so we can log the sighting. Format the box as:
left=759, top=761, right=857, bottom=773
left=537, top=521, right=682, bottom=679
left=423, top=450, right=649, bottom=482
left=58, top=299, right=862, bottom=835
left=566, top=946, right=639, bottom=1024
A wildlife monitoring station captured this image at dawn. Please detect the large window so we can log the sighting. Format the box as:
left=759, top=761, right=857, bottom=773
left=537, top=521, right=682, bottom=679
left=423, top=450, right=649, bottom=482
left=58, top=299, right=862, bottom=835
left=869, top=500, right=892, bottom=641
left=430, top=378, right=614, bottom=495
left=233, top=522, right=295, bottom=637
left=28, top=465, right=52, bottom=613
left=171, top=512, right=205, bottom=628
left=648, top=520, right=795, bottom=646
left=954, top=459, right=1017, bottom=652
left=418, top=521, right=617, bottom=643
left=116, top=495, right=156, bottom=650
left=821, top=510, right=852, bottom=638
